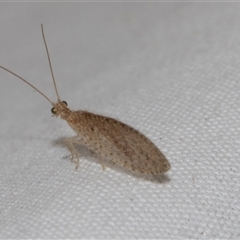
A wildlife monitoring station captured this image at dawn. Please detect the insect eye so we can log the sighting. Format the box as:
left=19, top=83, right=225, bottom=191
left=62, top=101, right=68, bottom=106
left=51, top=107, right=56, bottom=114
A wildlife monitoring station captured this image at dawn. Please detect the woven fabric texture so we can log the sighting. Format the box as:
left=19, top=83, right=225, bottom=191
left=0, top=3, right=239, bottom=239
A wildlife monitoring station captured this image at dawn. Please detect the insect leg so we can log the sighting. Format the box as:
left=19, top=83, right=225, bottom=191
left=99, top=155, right=106, bottom=170
left=62, top=135, right=82, bottom=169
left=63, top=135, right=107, bottom=171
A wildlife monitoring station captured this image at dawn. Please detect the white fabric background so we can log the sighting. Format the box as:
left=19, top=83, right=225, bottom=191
left=0, top=3, right=239, bottom=239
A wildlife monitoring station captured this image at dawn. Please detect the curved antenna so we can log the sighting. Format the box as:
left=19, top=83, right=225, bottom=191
left=0, top=66, right=53, bottom=104
left=41, top=24, right=61, bottom=101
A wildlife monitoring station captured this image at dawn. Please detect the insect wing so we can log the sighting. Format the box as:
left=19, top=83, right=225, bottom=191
left=94, top=115, right=170, bottom=175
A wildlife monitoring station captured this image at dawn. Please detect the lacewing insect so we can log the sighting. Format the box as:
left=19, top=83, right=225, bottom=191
left=0, top=25, right=170, bottom=175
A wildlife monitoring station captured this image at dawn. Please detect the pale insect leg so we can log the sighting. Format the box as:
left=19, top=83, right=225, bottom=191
left=62, top=135, right=82, bottom=169
left=99, top=155, right=106, bottom=170
left=63, top=135, right=106, bottom=170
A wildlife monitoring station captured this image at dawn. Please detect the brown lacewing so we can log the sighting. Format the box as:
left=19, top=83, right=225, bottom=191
left=0, top=25, right=170, bottom=175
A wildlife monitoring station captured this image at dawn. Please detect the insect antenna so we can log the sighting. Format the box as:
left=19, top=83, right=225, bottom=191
left=0, top=24, right=61, bottom=106
left=0, top=66, right=53, bottom=104
left=41, top=24, right=61, bottom=102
